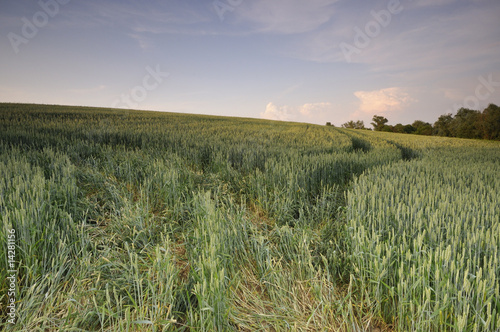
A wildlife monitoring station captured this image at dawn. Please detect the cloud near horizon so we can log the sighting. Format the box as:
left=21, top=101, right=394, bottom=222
left=299, top=102, right=332, bottom=116
left=260, top=102, right=334, bottom=122
left=354, top=87, right=415, bottom=115
left=260, top=102, right=295, bottom=121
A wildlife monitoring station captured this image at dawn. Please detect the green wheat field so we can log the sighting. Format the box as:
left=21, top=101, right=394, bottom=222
left=1, top=103, right=499, bottom=331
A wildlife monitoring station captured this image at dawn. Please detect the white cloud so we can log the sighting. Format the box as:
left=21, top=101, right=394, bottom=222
left=260, top=102, right=295, bottom=121
left=299, top=102, right=332, bottom=116
left=260, top=101, right=338, bottom=123
left=354, top=87, right=415, bottom=114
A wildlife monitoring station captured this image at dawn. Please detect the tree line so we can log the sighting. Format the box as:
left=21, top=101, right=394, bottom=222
left=339, top=104, right=500, bottom=140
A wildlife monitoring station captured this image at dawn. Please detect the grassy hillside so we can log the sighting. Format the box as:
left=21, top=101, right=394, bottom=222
left=1, top=103, right=499, bottom=331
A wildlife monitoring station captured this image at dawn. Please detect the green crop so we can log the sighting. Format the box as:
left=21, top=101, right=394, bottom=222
left=1, top=103, right=498, bottom=331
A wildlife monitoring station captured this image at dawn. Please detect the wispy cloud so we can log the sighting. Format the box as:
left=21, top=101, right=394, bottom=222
left=293, top=1, right=500, bottom=73
left=232, top=0, right=339, bottom=34
left=51, top=1, right=213, bottom=35
left=88, top=1, right=209, bottom=26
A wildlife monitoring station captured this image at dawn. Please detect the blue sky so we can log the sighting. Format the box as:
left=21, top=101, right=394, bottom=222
left=1, top=0, right=499, bottom=126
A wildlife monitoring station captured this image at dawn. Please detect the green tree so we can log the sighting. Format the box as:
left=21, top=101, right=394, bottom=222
left=403, top=124, right=416, bottom=134
left=412, top=120, right=433, bottom=135
left=371, top=115, right=388, bottom=131
left=450, top=108, right=481, bottom=139
left=393, top=123, right=405, bottom=133
left=433, top=114, right=453, bottom=137
left=480, top=104, right=500, bottom=140
left=342, top=120, right=365, bottom=129
left=381, top=125, right=394, bottom=132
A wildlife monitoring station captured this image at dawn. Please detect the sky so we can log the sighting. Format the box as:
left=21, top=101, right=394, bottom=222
left=1, top=0, right=499, bottom=126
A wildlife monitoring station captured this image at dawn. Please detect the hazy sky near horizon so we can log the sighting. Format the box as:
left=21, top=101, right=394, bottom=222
left=1, top=0, right=499, bottom=126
